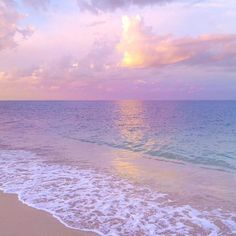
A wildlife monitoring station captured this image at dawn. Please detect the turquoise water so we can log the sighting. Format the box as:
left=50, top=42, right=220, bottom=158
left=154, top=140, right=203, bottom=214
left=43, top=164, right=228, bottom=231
left=0, top=101, right=236, bottom=171
left=0, top=101, right=236, bottom=235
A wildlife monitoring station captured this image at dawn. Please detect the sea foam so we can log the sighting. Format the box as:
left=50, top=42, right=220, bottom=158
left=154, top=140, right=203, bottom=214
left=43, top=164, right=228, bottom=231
left=0, top=150, right=235, bottom=235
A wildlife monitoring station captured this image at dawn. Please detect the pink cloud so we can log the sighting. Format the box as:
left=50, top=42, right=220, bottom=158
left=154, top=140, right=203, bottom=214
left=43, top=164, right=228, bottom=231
left=117, top=16, right=236, bottom=68
left=1, top=5, right=236, bottom=101
left=0, top=0, right=33, bottom=51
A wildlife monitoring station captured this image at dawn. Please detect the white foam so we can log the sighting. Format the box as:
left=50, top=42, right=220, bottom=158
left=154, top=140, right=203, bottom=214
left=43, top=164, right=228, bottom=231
left=0, top=150, right=235, bottom=235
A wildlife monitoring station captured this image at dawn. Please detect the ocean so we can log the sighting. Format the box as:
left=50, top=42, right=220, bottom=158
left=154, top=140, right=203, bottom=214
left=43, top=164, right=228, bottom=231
left=0, top=101, right=236, bottom=235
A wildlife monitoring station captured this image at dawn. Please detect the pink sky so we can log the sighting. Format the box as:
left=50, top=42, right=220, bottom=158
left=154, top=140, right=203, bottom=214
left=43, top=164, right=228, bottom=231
left=0, top=0, right=236, bottom=100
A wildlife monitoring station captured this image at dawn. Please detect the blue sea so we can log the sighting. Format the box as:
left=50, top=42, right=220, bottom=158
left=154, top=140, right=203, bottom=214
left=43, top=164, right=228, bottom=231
left=0, top=101, right=236, bottom=235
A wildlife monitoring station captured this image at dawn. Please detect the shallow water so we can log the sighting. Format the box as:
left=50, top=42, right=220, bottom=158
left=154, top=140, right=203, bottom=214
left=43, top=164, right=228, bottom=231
left=0, top=101, right=236, bottom=235
left=1, top=101, right=236, bottom=171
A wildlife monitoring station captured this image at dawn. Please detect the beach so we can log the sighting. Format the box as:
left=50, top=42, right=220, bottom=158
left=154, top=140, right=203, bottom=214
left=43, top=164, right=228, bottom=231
left=0, top=191, right=96, bottom=236
left=0, top=101, right=236, bottom=235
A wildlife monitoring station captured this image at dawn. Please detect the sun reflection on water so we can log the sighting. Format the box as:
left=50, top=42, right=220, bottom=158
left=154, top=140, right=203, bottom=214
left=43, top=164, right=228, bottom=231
left=111, top=101, right=147, bottom=179
left=116, top=100, right=146, bottom=148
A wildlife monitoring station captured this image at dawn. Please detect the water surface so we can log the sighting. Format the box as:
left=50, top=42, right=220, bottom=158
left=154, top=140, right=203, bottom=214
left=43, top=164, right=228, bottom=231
left=0, top=101, right=236, bottom=235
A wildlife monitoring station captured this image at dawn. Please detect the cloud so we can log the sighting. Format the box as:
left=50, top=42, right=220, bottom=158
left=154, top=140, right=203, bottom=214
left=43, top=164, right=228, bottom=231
left=1, top=0, right=193, bottom=13
left=0, top=0, right=52, bottom=51
left=87, top=20, right=107, bottom=27
left=0, top=0, right=33, bottom=51
left=117, top=16, right=236, bottom=68
left=14, top=0, right=202, bottom=13
left=0, top=36, right=118, bottom=88
left=76, top=0, right=198, bottom=13
left=22, top=0, right=50, bottom=9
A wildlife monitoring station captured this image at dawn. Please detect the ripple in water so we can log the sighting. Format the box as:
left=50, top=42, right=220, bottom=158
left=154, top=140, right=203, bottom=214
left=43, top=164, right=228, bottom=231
left=0, top=150, right=236, bottom=235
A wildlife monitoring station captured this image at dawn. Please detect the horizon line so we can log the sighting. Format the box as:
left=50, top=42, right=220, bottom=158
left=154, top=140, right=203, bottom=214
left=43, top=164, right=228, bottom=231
left=0, top=99, right=236, bottom=102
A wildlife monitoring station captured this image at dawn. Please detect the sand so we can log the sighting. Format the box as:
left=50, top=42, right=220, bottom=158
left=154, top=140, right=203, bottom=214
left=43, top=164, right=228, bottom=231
left=0, top=191, right=97, bottom=236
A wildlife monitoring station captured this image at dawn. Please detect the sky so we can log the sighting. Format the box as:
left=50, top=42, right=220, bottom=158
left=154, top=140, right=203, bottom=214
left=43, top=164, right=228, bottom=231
left=0, top=0, right=236, bottom=100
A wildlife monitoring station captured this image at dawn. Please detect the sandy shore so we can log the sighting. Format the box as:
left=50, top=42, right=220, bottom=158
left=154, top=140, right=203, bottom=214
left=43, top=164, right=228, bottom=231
left=0, top=191, right=97, bottom=236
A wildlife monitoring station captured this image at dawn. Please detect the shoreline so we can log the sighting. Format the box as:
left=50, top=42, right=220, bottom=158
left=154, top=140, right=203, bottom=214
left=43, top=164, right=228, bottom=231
left=0, top=191, right=97, bottom=236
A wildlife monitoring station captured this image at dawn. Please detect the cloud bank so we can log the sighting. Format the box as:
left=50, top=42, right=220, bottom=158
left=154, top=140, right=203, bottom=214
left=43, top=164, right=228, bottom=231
left=1, top=1, right=236, bottom=100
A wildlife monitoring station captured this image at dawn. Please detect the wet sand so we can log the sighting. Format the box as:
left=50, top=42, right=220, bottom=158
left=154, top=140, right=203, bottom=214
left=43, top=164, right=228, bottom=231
left=0, top=191, right=97, bottom=236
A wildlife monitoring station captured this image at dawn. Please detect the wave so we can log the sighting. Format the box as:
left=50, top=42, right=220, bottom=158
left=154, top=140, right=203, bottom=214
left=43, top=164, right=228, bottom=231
left=0, top=150, right=235, bottom=235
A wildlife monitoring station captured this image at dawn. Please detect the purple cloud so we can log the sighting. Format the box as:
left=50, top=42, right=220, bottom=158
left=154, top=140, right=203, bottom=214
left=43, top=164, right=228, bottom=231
left=0, top=0, right=33, bottom=51
left=76, top=0, right=199, bottom=13
left=22, top=0, right=50, bottom=9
